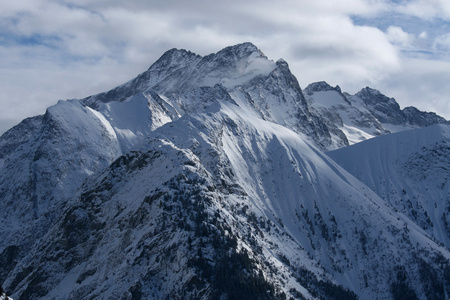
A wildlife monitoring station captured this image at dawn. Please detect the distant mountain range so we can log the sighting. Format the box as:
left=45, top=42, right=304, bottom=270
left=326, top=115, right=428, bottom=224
left=1, top=43, right=448, bottom=300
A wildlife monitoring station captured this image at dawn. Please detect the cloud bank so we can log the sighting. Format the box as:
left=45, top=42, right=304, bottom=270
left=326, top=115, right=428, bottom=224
left=0, top=0, right=449, bottom=134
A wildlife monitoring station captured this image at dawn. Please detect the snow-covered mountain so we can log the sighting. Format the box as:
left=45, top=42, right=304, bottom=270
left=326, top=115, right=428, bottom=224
left=81, top=43, right=350, bottom=151
left=0, top=100, right=122, bottom=287
left=328, top=124, right=450, bottom=248
left=304, top=81, right=448, bottom=145
left=1, top=43, right=449, bottom=299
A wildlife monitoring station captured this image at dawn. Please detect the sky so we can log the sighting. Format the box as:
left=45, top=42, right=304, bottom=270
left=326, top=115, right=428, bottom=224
left=1, top=0, right=450, bottom=134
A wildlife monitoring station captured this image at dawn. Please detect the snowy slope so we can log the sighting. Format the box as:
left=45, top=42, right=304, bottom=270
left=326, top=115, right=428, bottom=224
left=95, top=92, right=176, bottom=151
left=0, top=100, right=123, bottom=285
left=328, top=124, right=450, bottom=249
left=5, top=100, right=450, bottom=300
left=0, top=43, right=278, bottom=262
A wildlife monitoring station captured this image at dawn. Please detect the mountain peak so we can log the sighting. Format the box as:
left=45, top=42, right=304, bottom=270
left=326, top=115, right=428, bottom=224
left=358, top=86, right=381, bottom=96
left=355, top=87, right=400, bottom=108
left=148, top=47, right=201, bottom=71
left=173, top=42, right=276, bottom=90
left=355, top=87, right=405, bottom=124
left=304, top=81, right=341, bottom=95
left=403, top=106, right=449, bottom=126
left=275, top=58, right=289, bottom=68
left=214, top=42, right=265, bottom=60
left=356, top=86, right=399, bottom=109
left=83, top=43, right=273, bottom=106
left=200, top=42, right=270, bottom=73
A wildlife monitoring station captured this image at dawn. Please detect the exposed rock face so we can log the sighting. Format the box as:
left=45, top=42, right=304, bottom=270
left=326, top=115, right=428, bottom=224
left=403, top=106, right=449, bottom=127
left=355, top=87, right=407, bottom=125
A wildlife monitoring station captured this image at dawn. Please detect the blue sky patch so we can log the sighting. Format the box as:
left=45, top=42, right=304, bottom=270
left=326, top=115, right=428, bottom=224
left=352, top=13, right=450, bottom=60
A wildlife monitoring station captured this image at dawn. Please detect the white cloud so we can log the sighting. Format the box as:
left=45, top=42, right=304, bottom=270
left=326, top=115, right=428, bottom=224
left=397, top=0, right=450, bottom=20
left=386, top=26, right=415, bottom=48
left=433, top=33, right=450, bottom=52
left=0, top=0, right=449, bottom=134
left=378, top=57, right=450, bottom=118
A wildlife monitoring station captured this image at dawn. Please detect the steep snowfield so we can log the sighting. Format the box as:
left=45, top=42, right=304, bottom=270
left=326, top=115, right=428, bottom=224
left=0, top=99, right=122, bottom=223
left=0, top=99, right=123, bottom=285
left=5, top=100, right=450, bottom=299
left=95, top=92, right=176, bottom=151
left=206, top=101, right=450, bottom=299
left=328, top=124, right=450, bottom=249
left=226, top=60, right=348, bottom=151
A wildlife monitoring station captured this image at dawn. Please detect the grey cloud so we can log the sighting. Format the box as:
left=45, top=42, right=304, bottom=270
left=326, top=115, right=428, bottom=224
left=378, top=57, right=450, bottom=119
